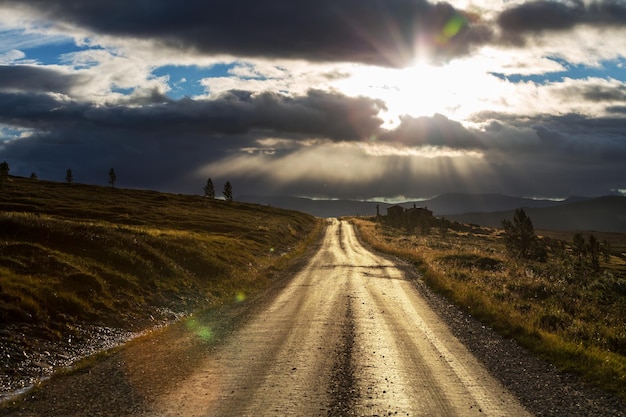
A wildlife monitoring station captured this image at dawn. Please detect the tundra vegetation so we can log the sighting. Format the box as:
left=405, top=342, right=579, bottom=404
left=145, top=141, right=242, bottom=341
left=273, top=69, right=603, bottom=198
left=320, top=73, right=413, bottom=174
left=352, top=215, right=626, bottom=400
left=0, top=175, right=319, bottom=349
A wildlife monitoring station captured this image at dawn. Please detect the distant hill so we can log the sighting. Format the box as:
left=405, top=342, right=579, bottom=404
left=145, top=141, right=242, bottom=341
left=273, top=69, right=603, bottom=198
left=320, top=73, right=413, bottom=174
left=237, top=195, right=383, bottom=218
left=448, top=196, right=626, bottom=233
left=410, top=193, right=589, bottom=216
left=237, top=193, right=590, bottom=219
left=237, top=194, right=625, bottom=233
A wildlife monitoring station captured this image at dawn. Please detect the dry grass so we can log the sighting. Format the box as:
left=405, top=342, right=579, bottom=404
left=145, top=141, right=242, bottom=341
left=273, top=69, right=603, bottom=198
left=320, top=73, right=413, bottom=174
left=352, top=217, right=626, bottom=400
left=0, top=176, right=320, bottom=340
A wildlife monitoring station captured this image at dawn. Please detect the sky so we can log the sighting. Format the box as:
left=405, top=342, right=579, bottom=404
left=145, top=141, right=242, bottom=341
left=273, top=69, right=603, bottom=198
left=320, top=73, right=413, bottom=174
left=0, top=0, right=625, bottom=201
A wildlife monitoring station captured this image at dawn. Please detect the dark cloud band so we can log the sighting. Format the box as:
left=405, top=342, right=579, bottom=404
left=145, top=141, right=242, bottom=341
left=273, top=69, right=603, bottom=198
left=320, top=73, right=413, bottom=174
left=0, top=86, right=385, bottom=141
left=0, top=65, right=86, bottom=94
left=8, top=0, right=491, bottom=66
left=498, top=0, right=626, bottom=36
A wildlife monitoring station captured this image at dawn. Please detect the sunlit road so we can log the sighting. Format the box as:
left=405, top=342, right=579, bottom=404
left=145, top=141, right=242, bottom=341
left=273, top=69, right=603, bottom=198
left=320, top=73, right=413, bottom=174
left=147, top=219, right=531, bottom=417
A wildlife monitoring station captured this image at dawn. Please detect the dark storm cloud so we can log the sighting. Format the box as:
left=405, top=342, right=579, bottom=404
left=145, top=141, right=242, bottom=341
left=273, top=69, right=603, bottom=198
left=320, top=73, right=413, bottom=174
left=533, top=124, right=626, bottom=164
left=553, top=82, right=626, bottom=103
left=0, top=65, right=87, bottom=94
left=498, top=0, right=586, bottom=33
left=0, top=83, right=387, bottom=190
left=475, top=111, right=626, bottom=164
left=534, top=113, right=626, bottom=138
left=0, top=89, right=384, bottom=141
left=7, top=0, right=492, bottom=66
left=0, top=87, right=385, bottom=194
left=464, top=112, right=626, bottom=197
left=497, top=0, right=626, bottom=41
left=607, top=105, right=626, bottom=114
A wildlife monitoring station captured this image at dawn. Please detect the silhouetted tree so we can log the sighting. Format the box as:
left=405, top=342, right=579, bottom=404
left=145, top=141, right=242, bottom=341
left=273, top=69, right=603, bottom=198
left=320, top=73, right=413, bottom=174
left=0, top=161, right=9, bottom=188
left=108, top=168, right=117, bottom=187
left=223, top=181, right=233, bottom=202
left=30, top=172, right=38, bottom=180
left=0, top=161, right=9, bottom=177
left=502, top=208, right=546, bottom=261
left=65, top=168, right=73, bottom=184
left=204, top=178, right=215, bottom=198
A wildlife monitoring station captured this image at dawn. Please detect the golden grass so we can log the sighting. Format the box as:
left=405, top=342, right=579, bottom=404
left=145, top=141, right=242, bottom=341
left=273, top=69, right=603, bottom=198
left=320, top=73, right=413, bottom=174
left=0, top=176, right=319, bottom=338
left=352, top=217, right=626, bottom=400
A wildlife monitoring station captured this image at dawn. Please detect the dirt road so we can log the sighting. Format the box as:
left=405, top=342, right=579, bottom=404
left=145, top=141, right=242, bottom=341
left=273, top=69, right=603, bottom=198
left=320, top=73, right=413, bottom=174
left=3, top=219, right=533, bottom=416
left=143, top=219, right=529, bottom=416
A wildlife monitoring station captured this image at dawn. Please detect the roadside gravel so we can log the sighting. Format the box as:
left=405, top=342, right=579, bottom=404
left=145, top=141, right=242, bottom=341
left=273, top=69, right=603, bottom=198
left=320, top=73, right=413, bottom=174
left=403, top=261, right=626, bottom=417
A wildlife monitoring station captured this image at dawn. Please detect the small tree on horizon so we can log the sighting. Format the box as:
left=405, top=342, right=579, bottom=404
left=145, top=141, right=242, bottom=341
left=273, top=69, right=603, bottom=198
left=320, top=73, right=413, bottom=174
left=30, top=172, right=38, bottom=180
left=65, top=168, right=73, bottom=184
left=223, top=181, right=233, bottom=202
left=108, top=168, right=117, bottom=187
left=204, top=178, right=215, bottom=198
left=0, top=161, right=9, bottom=187
left=0, top=161, right=9, bottom=177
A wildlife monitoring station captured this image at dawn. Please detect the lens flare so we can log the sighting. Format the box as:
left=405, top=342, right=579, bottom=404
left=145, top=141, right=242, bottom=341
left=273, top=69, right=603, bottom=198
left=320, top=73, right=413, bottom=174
left=235, top=291, right=247, bottom=302
left=186, top=317, right=214, bottom=342
left=437, top=14, right=467, bottom=45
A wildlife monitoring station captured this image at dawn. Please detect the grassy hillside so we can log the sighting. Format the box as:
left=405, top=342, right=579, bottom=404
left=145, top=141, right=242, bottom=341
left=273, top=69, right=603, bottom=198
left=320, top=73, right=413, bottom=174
left=352, top=217, right=626, bottom=400
left=0, top=176, right=319, bottom=340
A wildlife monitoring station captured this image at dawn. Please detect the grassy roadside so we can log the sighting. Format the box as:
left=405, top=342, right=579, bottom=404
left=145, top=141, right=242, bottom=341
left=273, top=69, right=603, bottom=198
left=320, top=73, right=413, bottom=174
left=0, top=176, right=320, bottom=343
left=351, top=217, right=626, bottom=400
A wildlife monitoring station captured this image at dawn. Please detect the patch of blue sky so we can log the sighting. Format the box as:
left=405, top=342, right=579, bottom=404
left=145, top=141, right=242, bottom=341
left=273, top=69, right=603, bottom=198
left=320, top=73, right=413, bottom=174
left=153, top=63, right=238, bottom=99
left=152, top=62, right=247, bottom=99
left=0, top=125, right=26, bottom=142
left=22, top=40, right=92, bottom=65
left=0, top=27, right=73, bottom=59
left=491, top=57, right=626, bottom=84
left=111, top=86, right=135, bottom=95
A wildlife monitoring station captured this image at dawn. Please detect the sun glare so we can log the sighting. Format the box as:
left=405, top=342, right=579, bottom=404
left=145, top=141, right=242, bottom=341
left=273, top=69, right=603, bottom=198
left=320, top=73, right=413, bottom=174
left=334, top=58, right=501, bottom=128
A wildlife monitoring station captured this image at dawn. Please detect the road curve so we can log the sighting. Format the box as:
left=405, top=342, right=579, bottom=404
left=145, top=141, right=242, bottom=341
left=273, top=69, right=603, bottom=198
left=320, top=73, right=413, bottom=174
left=146, top=219, right=531, bottom=417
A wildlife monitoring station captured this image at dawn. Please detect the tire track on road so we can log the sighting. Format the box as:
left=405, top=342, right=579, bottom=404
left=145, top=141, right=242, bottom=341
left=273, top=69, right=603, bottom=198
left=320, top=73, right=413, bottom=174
left=327, top=292, right=356, bottom=417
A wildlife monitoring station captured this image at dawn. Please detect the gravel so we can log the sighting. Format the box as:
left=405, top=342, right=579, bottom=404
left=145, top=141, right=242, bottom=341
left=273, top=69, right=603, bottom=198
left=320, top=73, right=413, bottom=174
left=0, top=308, right=185, bottom=403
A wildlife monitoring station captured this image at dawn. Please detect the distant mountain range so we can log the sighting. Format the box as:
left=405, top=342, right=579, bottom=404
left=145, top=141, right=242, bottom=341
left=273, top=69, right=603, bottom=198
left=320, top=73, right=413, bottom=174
left=237, top=194, right=626, bottom=233
left=448, top=196, right=626, bottom=233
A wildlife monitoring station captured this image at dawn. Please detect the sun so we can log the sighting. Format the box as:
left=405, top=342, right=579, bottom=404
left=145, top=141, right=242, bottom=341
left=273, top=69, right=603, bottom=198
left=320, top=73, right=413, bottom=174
left=333, top=58, right=501, bottom=128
